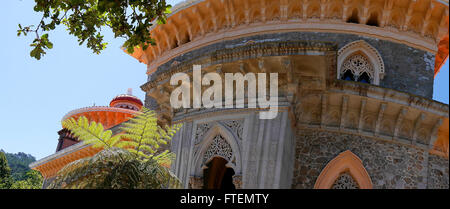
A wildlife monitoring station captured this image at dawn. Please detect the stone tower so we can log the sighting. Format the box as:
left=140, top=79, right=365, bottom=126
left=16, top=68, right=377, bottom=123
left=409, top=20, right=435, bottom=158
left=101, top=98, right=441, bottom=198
left=130, top=0, right=450, bottom=189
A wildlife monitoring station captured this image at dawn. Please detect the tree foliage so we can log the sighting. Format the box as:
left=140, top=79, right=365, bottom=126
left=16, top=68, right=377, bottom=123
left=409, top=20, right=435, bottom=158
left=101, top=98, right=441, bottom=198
left=4, top=151, right=37, bottom=181
left=0, top=151, right=44, bottom=189
left=49, top=108, right=183, bottom=189
left=0, top=152, right=12, bottom=189
left=10, top=170, right=43, bottom=189
left=18, top=0, right=172, bottom=60
left=0, top=151, right=43, bottom=189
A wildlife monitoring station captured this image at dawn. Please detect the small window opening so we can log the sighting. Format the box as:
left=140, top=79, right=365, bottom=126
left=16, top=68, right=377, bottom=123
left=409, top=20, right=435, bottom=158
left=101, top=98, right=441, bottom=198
left=346, top=9, right=360, bottom=24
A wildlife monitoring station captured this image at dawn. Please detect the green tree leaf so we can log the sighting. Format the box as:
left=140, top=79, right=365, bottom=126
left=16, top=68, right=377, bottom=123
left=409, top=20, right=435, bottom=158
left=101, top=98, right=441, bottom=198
left=19, top=0, right=172, bottom=60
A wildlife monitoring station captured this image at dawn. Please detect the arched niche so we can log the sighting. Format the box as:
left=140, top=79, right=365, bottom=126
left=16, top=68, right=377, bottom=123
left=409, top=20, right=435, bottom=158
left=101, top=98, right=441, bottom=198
left=190, top=123, right=242, bottom=188
left=203, top=157, right=236, bottom=189
left=338, top=40, right=385, bottom=85
left=314, top=150, right=373, bottom=189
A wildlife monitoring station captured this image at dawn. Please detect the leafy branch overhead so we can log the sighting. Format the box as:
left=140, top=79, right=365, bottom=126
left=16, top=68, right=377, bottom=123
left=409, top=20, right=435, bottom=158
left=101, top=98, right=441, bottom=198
left=18, top=0, right=172, bottom=60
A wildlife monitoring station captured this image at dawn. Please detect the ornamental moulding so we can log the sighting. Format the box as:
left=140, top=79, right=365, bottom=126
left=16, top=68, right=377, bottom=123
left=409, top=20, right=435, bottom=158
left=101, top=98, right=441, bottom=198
left=126, top=0, right=447, bottom=77
left=143, top=23, right=439, bottom=73
left=140, top=40, right=336, bottom=91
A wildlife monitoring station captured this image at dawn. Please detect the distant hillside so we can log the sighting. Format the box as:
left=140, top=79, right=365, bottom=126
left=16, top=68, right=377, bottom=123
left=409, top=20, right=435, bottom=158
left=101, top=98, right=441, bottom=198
left=0, top=150, right=37, bottom=181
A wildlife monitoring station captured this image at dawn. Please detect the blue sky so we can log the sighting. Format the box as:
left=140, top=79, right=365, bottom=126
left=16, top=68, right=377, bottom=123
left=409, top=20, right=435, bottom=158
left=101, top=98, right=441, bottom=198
left=0, top=0, right=448, bottom=159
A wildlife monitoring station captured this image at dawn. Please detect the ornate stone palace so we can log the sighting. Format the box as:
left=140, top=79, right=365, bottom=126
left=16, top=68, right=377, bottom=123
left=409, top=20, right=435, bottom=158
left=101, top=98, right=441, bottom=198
left=32, top=0, right=449, bottom=189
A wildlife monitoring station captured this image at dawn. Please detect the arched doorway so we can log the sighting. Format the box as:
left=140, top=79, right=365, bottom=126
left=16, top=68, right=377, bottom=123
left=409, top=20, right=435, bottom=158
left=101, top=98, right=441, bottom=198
left=190, top=124, right=243, bottom=189
left=203, top=157, right=236, bottom=189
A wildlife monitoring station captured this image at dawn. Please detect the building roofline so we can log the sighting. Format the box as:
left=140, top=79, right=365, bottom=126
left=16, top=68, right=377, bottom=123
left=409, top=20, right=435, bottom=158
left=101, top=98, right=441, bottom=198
left=29, top=142, right=89, bottom=169
left=61, top=106, right=141, bottom=122
left=136, top=0, right=448, bottom=78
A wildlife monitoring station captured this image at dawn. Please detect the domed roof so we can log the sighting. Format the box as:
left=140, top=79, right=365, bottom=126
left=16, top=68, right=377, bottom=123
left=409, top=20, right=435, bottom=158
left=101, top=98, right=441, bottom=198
left=109, top=88, right=143, bottom=111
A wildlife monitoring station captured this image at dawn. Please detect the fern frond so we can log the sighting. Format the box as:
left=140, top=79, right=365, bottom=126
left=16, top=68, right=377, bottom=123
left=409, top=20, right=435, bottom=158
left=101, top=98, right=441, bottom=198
left=62, top=116, right=115, bottom=149
left=54, top=108, right=184, bottom=189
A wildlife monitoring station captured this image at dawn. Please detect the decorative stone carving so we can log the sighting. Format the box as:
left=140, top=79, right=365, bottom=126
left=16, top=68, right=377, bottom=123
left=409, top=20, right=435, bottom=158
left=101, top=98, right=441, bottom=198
left=203, top=135, right=233, bottom=163
left=195, top=123, right=211, bottom=144
left=232, top=175, right=242, bottom=189
left=337, top=40, right=385, bottom=85
left=141, top=40, right=337, bottom=91
left=139, top=0, right=446, bottom=74
left=222, top=120, right=244, bottom=140
left=341, top=54, right=374, bottom=83
left=189, top=176, right=204, bottom=189
left=331, top=172, right=360, bottom=189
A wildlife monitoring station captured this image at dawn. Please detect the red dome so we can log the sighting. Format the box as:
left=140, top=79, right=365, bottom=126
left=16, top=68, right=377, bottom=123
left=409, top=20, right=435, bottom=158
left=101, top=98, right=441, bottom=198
left=109, top=89, right=143, bottom=111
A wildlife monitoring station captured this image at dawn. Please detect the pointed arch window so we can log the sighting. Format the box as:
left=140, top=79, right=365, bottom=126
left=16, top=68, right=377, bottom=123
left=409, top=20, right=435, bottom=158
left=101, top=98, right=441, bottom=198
left=338, top=40, right=385, bottom=85
left=314, top=150, right=373, bottom=189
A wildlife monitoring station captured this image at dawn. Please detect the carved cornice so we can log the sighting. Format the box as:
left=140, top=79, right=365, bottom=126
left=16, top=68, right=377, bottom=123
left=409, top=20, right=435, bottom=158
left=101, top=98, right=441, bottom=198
left=128, top=0, right=449, bottom=77
left=141, top=40, right=336, bottom=92
left=329, top=81, right=449, bottom=117
left=295, top=80, right=449, bottom=155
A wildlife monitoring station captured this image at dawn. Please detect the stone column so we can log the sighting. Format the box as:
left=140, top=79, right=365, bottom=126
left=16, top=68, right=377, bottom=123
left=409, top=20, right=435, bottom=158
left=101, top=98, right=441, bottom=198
left=232, top=175, right=242, bottom=189
left=189, top=176, right=204, bottom=189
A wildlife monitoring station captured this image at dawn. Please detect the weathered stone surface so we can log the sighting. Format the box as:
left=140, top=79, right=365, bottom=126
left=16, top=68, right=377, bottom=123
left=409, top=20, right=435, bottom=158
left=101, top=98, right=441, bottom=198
left=144, top=96, right=159, bottom=110
left=292, top=129, right=448, bottom=189
left=427, top=154, right=449, bottom=189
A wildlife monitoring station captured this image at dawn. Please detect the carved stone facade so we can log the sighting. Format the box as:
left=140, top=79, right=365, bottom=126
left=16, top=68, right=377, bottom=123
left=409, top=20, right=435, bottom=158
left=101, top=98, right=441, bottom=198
left=170, top=111, right=296, bottom=189
left=203, top=135, right=233, bottom=163
left=222, top=120, right=244, bottom=141
left=131, top=0, right=449, bottom=189
left=194, top=123, right=211, bottom=144
left=293, top=129, right=447, bottom=189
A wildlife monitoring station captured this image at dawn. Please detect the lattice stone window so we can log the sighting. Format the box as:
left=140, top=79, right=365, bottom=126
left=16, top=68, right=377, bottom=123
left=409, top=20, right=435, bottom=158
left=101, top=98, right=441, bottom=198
left=338, top=40, right=385, bottom=85
left=331, top=172, right=360, bottom=189
left=340, top=54, right=374, bottom=84
left=203, top=135, right=233, bottom=163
